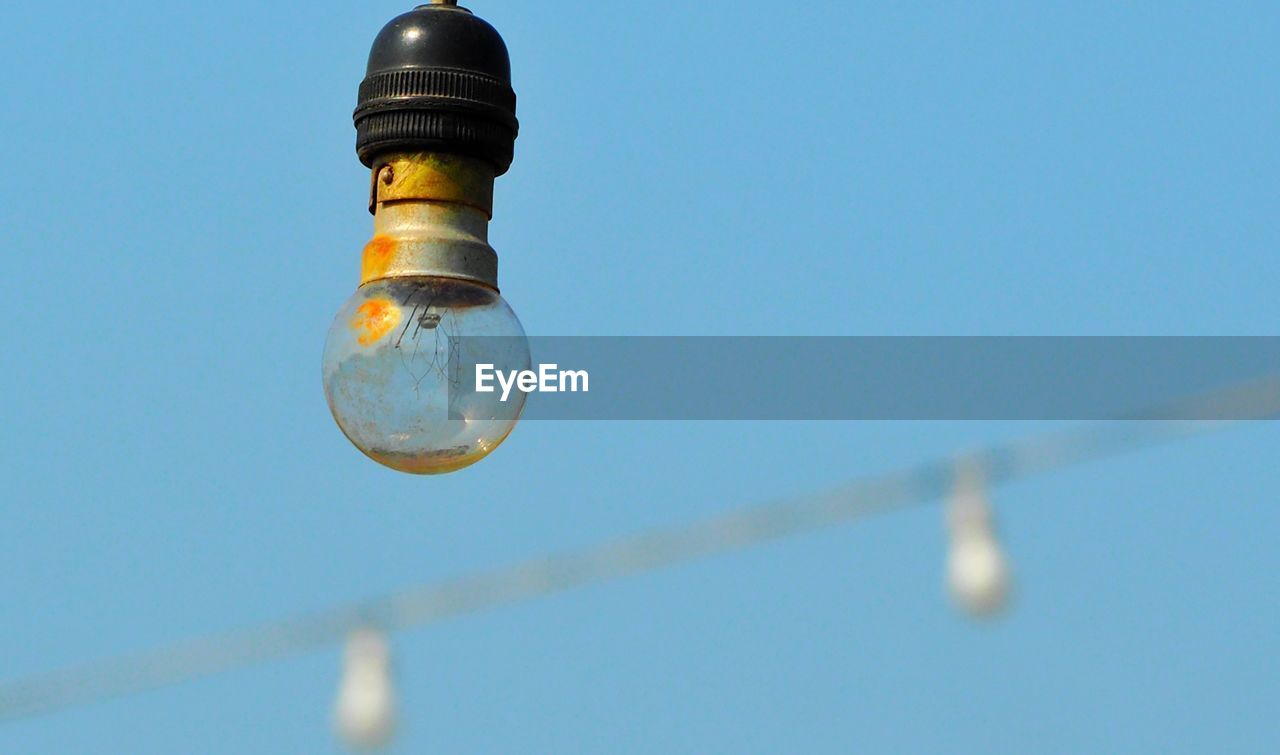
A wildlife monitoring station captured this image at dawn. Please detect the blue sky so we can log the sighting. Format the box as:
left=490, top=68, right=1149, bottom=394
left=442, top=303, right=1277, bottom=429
left=1, top=1, right=1278, bottom=752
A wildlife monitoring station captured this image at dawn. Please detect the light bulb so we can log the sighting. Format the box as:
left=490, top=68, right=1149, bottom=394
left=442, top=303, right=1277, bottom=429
left=947, top=529, right=1011, bottom=617
left=327, top=4, right=528, bottom=474
left=322, top=165, right=530, bottom=474
left=945, top=461, right=1012, bottom=617
left=334, top=628, right=397, bottom=751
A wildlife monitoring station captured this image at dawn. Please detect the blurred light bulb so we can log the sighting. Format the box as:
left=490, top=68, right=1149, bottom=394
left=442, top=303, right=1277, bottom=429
left=948, top=529, right=1011, bottom=617
left=323, top=155, right=530, bottom=475
left=334, top=628, right=397, bottom=751
left=945, top=461, right=1012, bottom=617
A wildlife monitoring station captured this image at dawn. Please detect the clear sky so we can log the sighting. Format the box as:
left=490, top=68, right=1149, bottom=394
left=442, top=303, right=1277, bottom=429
left=2, top=1, right=1278, bottom=752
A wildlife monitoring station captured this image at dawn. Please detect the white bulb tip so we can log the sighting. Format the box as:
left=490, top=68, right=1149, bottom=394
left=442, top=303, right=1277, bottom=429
left=947, top=532, right=1012, bottom=618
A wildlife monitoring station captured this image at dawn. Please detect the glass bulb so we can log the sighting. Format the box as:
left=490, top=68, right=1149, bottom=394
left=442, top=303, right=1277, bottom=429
left=945, top=461, right=1011, bottom=617
left=323, top=276, right=530, bottom=474
left=947, top=529, right=1011, bottom=617
left=334, top=628, right=397, bottom=750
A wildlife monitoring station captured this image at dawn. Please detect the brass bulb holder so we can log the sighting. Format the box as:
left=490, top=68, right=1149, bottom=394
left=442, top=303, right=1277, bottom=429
left=360, top=152, right=500, bottom=290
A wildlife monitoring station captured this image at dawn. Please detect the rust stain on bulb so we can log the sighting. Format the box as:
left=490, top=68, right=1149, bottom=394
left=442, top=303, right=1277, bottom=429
left=361, top=235, right=398, bottom=283
left=350, top=298, right=402, bottom=346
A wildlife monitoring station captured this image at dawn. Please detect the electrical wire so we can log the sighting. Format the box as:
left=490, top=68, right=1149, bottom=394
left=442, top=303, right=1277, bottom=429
left=2, top=375, right=1278, bottom=722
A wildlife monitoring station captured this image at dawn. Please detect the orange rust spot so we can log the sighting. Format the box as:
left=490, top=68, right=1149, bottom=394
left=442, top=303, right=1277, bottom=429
left=350, top=298, right=402, bottom=346
left=361, top=235, right=397, bottom=282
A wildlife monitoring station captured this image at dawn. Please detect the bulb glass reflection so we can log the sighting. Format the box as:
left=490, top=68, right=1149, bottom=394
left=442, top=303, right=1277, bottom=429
left=323, top=276, right=530, bottom=474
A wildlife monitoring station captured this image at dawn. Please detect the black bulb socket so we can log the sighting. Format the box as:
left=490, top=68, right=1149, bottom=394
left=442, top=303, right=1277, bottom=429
left=354, top=3, right=518, bottom=174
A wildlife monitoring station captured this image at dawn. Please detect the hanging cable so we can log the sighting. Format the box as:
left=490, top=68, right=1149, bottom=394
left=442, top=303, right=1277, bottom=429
left=0, top=375, right=1277, bottom=722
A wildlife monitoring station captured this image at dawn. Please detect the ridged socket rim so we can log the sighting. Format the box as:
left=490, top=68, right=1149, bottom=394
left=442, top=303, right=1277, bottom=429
left=354, top=66, right=518, bottom=172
